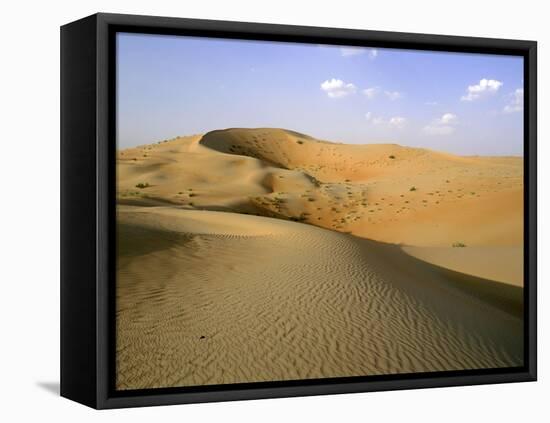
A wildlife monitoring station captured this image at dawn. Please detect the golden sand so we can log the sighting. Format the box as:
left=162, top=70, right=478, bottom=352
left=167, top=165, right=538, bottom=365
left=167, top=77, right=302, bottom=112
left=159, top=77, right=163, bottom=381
left=116, top=128, right=524, bottom=389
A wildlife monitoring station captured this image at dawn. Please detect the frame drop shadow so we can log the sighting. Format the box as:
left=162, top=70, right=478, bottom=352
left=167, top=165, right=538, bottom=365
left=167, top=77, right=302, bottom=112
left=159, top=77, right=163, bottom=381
left=36, top=381, right=60, bottom=396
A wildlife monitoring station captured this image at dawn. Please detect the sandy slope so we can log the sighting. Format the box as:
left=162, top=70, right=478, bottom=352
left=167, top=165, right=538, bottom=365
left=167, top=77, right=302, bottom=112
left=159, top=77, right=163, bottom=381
left=118, top=128, right=523, bottom=246
left=402, top=245, right=523, bottom=287
left=116, top=207, right=523, bottom=390
left=116, top=128, right=524, bottom=389
left=117, top=128, right=523, bottom=284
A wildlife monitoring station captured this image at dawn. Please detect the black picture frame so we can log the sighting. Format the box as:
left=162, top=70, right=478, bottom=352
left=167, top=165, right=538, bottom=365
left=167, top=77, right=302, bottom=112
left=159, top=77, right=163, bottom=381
left=60, top=12, right=537, bottom=409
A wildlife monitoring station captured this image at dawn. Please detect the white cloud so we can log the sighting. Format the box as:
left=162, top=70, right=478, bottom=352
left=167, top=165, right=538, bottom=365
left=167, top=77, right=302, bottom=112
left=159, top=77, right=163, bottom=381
left=423, top=112, right=458, bottom=136
left=340, top=47, right=378, bottom=59
left=363, top=87, right=402, bottom=101
left=362, top=87, right=380, bottom=99
left=385, top=90, right=403, bottom=101
left=389, top=117, right=407, bottom=128
left=366, top=113, right=407, bottom=128
left=461, top=78, right=503, bottom=101
left=340, top=47, right=363, bottom=57
left=437, top=113, right=458, bottom=125
left=503, top=88, right=524, bottom=113
left=320, top=78, right=357, bottom=98
left=423, top=125, right=455, bottom=135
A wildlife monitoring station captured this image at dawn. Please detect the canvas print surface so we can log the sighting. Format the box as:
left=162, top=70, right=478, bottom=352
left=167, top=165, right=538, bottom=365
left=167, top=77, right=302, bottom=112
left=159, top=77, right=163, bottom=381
left=115, top=33, right=524, bottom=390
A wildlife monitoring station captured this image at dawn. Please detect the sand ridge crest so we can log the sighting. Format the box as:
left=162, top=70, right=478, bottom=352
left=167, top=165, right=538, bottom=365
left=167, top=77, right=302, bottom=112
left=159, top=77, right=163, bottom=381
left=118, top=128, right=522, bottom=249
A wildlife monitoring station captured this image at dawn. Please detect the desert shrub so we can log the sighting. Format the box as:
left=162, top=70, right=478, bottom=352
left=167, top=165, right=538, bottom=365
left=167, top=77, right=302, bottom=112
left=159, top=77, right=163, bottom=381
left=189, top=193, right=197, bottom=197
left=135, top=182, right=150, bottom=189
left=296, top=140, right=304, bottom=145
left=409, top=186, right=417, bottom=191
left=290, top=213, right=308, bottom=222
left=389, top=155, right=396, bottom=159
left=452, top=242, right=467, bottom=248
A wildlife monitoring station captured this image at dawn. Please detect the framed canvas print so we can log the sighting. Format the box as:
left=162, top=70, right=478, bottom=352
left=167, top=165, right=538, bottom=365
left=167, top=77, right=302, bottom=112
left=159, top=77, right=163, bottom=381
left=60, top=13, right=537, bottom=409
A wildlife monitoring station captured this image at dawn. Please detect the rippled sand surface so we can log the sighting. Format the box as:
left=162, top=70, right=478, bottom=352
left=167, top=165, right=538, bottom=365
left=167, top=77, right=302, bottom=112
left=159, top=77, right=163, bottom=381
left=116, top=207, right=523, bottom=390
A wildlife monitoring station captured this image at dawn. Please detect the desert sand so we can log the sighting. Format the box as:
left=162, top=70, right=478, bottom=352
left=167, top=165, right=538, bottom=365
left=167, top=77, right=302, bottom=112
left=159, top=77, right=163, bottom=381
left=116, top=128, right=524, bottom=390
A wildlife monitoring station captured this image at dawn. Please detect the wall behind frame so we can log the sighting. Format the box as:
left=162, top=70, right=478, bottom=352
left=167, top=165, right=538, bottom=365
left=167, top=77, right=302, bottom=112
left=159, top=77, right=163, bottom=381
left=1, top=0, right=547, bottom=422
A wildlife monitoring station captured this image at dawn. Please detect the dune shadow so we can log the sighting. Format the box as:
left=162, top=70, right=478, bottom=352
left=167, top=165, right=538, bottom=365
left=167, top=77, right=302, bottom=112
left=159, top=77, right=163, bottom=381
left=350, top=236, right=523, bottom=319
left=117, top=223, right=194, bottom=257
left=428, top=263, right=524, bottom=318
left=117, top=196, right=180, bottom=207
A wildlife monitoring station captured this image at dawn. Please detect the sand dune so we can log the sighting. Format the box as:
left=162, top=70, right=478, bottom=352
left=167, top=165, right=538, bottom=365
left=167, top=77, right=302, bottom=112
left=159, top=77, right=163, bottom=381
left=116, top=128, right=524, bottom=389
left=118, top=128, right=523, bottom=248
left=402, top=245, right=523, bottom=286
left=116, top=207, right=523, bottom=390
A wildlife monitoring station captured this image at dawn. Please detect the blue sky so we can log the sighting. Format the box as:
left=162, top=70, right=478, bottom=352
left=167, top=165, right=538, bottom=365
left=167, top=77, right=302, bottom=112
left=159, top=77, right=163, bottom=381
left=117, top=33, right=524, bottom=155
